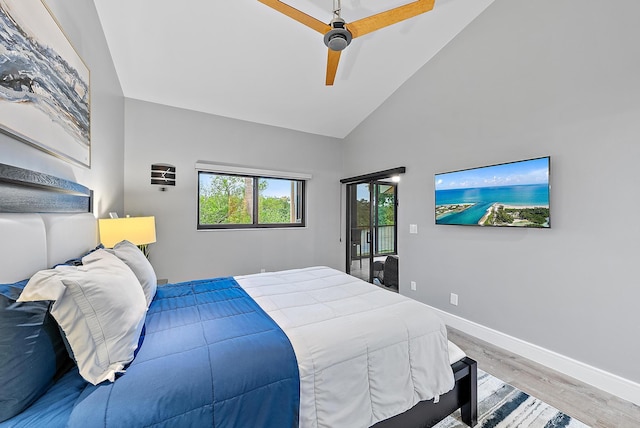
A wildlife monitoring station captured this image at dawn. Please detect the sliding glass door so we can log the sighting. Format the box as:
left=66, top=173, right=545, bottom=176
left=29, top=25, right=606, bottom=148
left=346, top=181, right=397, bottom=283
left=375, top=183, right=397, bottom=256
left=346, top=183, right=371, bottom=282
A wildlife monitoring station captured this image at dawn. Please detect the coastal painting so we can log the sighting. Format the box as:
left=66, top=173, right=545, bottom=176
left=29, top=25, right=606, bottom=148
left=435, top=157, right=550, bottom=228
left=0, top=0, right=90, bottom=167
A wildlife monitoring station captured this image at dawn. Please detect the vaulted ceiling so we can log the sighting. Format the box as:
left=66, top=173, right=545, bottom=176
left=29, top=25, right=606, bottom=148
left=93, top=0, right=494, bottom=138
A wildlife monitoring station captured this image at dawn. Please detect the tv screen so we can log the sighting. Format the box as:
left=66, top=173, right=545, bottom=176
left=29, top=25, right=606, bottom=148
left=435, top=157, right=550, bottom=228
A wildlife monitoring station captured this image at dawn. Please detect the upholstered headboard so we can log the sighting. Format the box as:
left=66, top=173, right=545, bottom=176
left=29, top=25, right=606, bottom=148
left=0, top=213, right=97, bottom=283
left=0, top=163, right=97, bottom=283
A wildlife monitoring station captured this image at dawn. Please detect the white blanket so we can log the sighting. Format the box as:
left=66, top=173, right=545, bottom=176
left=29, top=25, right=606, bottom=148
left=235, top=266, right=455, bottom=428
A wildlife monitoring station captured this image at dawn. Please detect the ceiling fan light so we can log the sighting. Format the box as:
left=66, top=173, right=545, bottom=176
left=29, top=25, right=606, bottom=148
left=324, top=28, right=352, bottom=51
left=327, top=34, right=347, bottom=51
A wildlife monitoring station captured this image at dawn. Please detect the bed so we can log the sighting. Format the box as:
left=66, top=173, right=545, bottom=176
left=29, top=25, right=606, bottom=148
left=0, top=163, right=477, bottom=428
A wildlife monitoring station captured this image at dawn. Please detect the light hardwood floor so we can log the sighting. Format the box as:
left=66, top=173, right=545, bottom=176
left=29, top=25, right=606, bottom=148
left=447, top=327, right=640, bottom=428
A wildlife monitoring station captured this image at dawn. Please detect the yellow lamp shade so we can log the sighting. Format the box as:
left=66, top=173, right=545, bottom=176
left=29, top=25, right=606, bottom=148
left=98, top=216, right=156, bottom=248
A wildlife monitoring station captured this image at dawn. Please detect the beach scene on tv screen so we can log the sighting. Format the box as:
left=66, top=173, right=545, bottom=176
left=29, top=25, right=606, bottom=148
left=435, top=157, right=550, bottom=228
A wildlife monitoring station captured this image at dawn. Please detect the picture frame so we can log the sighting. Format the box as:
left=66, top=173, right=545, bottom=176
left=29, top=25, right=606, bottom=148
left=0, top=0, right=91, bottom=167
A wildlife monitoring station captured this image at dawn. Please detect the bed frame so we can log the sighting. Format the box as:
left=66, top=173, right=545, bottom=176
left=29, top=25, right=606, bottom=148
left=0, top=162, right=477, bottom=427
left=375, top=357, right=477, bottom=427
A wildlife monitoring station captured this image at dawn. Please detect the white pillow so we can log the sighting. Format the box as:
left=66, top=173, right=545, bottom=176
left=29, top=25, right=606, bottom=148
left=106, top=240, right=157, bottom=307
left=18, top=250, right=147, bottom=385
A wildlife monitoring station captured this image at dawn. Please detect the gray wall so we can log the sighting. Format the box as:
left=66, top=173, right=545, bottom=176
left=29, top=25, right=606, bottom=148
left=0, top=1, right=124, bottom=217
left=123, top=99, right=344, bottom=282
left=343, top=0, right=640, bottom=383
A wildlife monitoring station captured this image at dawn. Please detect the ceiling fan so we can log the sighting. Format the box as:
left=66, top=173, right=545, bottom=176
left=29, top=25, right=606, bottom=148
left=258, top=0, right=435, bottom=85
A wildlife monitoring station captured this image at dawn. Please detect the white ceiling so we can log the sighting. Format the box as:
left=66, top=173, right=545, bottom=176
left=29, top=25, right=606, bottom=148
left=93, top=0, right=495, bottom=138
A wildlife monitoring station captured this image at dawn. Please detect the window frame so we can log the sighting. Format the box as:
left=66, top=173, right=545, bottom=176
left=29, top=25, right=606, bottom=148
left=197, top=171, right=306, bottom=230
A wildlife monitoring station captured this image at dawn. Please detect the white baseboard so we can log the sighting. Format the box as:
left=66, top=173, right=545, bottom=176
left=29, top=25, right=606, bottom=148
left=427, top=305, right=640, bottom=407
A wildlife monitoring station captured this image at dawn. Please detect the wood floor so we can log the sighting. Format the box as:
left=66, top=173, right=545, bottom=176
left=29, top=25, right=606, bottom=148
left=447, top=327, right=640, bottom=428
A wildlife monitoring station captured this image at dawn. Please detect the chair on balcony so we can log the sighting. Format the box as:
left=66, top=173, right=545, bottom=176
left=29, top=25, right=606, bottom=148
left=383, top=255, right=398, bottom=289
left=374, top=255, right=398, bottom=290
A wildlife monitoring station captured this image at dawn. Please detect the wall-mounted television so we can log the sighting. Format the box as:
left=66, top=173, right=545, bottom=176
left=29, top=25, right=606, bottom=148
left=435, top=156, right=550, bottom=228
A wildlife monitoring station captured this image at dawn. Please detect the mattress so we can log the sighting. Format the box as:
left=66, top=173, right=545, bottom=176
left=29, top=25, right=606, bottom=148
left=235, top=266, right=456, bottom=428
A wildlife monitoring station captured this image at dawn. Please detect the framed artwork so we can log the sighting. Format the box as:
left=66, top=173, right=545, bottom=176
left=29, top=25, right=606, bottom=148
left=0, top=0, right=90, bottom=167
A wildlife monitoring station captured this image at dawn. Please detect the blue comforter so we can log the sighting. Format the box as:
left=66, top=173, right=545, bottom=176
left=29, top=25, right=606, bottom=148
left=4, top=277, right=300, bottom=428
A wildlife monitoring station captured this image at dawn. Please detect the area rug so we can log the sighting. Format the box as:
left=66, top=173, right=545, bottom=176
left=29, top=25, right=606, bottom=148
left=434, top=370, right=590, bottom=428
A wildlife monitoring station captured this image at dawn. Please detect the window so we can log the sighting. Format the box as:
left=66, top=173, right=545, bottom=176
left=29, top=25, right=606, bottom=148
left=198, top=172, right=305, bottom=229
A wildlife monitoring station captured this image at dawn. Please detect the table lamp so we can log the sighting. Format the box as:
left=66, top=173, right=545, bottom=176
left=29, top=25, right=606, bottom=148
left=98, top=216, right=156, bottom=257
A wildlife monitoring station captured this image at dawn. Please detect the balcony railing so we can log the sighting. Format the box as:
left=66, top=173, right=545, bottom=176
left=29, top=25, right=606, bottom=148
left=353, top=225, right=395, bottom=257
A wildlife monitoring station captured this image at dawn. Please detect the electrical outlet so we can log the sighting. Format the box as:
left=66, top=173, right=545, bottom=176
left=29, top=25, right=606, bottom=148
left=409, top=224, right=418, bottom=234
left=260, top=268, right=266, bottom=273
left=410, top=281, right=417, bottom=291
left=450, top=293, right=458, bottom=306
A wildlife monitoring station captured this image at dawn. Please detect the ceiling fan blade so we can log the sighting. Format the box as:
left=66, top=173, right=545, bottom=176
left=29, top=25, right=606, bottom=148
left=258, top=0, right=330, bottom=34
left=326, top=49, right=342, bottom=86
left=347, top=0, right=435, bottom=39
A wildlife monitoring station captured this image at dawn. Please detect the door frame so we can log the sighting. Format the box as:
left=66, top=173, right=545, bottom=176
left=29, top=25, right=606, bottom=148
left=341, top=167, right=405, bottom=282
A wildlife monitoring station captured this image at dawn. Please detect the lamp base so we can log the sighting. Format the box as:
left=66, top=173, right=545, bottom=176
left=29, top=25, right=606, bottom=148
left=138, top=244, right=150, bottom=258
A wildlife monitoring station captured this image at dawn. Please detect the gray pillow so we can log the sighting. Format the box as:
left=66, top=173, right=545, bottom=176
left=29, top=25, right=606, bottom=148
left=18, top=250, right=147, bottom=385
left=107, top=240, right=157, bottom=307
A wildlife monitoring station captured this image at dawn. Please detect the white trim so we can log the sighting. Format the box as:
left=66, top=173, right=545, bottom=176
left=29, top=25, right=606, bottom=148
left=195, top=161, right=312, bottom=180
left=427, top=305, right=640, bottom=406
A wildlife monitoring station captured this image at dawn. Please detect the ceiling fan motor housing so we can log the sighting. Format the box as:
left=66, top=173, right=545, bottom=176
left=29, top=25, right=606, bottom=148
left=324, top=18, right=352, bottom=51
